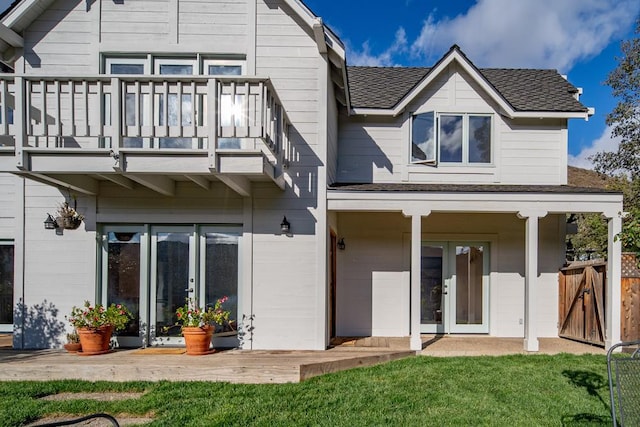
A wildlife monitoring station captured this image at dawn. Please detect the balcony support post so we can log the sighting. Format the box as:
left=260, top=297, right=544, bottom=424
left=207, top=78, right=218, bottom=171
left=109, top=77, right=123, bottom=171
left=13, top=76, right=27, bottom=170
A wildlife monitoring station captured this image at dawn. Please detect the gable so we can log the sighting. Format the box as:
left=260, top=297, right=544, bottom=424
left=348, top=65, right=588, bottom=113
left=347, top=46, right=589, bottom=118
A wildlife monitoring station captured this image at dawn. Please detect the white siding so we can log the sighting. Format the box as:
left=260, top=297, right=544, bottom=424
left=336, top=212, right=565, bottom=339
left=100, top=0, right=248, bottom=53
left=252, top=0, right=323, bottom=349
left=20, top=181, right=95, bottom=348
left=97, top=182, right=244, bottom=222
left=101, top=1, right=170, bottom=44
left=179, top=0, right=248, bottom=49
left=0, top=174, right=16, bottom=239
left=23, top=0, right=94, bottom=74
left=337, top=116, right=401, bottom=183
left=22, top=0, right=251, bottom=75
left=499, top=118, right=567, bottom=185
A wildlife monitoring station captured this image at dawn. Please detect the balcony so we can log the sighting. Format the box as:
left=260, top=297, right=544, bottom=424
left=0, top=74, right=290, bottom=196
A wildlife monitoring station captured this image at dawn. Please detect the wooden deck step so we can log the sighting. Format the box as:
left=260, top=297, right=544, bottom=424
left=330, top=336, right=410, bottom=350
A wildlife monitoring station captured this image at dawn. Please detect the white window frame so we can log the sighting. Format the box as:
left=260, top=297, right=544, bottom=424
left=410, top=111, right=437, bottom=165
left=410, top=111, right=494, bottom=166
left=104, top=57, right=149, bottom=75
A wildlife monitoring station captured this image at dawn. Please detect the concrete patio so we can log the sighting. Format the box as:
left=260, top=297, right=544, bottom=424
left=0, top=334, right=606, bottom=384
left=419, top=335, right=606, bottom=356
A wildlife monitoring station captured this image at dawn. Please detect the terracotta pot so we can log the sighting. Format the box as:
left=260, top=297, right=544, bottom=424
left=63, top=342, right=82, bottom=353
left=182, top=325, right=214, bottom=355
left=77, top=325, right=113, bottom=355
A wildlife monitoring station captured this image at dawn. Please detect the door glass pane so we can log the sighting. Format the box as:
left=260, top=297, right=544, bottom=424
left=455, top=246, right=484, bottom=325
left=439, top=115, right=463, bottom=162
left=421, top=246, right=443, bottom=325
left=0, top=245, right=14, bottom=325
left=106, top=232, right=140, bottom=336
left=156, top=232, right=190, bottom=337
left=204, top=233, right=239, bottom=332
left=469, top=116, right=491, bottom=163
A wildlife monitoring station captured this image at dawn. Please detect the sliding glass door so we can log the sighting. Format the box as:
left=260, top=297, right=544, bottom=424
left=101, top=225, right=241, bottom=347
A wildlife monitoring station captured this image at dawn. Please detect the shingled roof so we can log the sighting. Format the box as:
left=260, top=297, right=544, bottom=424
left=347, top=66, right=588, bottom=112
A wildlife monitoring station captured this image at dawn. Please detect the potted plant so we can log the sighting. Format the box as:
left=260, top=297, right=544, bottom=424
left=55, top=200, right=84, bottom=230
left=173, top=297, right=230, bottom=355
left=67, top=301, right=132, bottom=355
left=63, top=331, right=81, bottom=353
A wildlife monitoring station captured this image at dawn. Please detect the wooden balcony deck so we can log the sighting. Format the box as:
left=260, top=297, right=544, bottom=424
left=0, top=74, right=290, bottom=196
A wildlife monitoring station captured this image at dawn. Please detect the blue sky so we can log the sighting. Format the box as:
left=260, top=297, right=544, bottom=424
left=0, top=0, right=637, bottom=169
left=303, top=0, right=640, bottom=169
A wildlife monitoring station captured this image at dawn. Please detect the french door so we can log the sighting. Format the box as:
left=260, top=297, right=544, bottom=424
left=101, top=225, right=241, bottom=347
left=420, top=242, right=489, bottom=334
left=0, top=241, right=14, bottom=333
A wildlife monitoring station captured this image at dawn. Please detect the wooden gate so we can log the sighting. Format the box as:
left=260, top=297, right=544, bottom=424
left=558, top=261, right=606, bottom=346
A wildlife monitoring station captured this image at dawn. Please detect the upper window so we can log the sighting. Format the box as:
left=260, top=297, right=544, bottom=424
left=411, top=112, right=492, bottom=165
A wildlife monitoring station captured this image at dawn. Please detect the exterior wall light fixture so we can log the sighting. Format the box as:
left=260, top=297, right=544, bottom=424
left=280, top=216, right=291, bottom=234
left=337, top=238, right=346, bottom=250
left=44, top=214, right=58, bottom=230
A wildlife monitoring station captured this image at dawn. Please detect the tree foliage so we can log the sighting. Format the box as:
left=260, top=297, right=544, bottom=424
left=590, top=19, right=640, bottom=253
left=592, top=19, right=640, bottom=179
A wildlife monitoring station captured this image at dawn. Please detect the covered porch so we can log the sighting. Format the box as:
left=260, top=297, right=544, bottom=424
left=328, top=183, right=624, bottom=352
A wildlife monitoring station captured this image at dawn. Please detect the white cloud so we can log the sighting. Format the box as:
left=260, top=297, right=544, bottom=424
left=410, top=0, right=640, bottom=71
left=347, top=27, right=408, bottom=66
left=568, top=126, right=621, bottom=170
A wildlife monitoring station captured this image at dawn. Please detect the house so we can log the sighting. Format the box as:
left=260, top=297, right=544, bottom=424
left=0, top=0, right=623, bottom=352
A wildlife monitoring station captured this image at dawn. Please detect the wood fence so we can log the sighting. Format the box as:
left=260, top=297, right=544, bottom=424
left=621, top=253, right=640, bottom=342
left=558, top=254, right=640, bottom=346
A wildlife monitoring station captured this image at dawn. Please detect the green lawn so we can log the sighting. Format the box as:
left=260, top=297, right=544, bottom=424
left=0, top=354, right=613, bottom=426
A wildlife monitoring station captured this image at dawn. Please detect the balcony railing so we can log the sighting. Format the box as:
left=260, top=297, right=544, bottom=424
left=0, top=74, right=290, bottom=174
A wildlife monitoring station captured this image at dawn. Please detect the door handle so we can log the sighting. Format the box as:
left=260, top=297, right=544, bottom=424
left=184, top=288, right=194, bottom=293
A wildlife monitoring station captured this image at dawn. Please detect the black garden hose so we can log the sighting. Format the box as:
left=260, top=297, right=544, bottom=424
left=33, top=413, right=119, bottom=426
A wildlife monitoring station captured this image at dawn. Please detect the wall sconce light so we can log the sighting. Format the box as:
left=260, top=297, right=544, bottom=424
left=44, top=213, right=58, bottom=230
left=337, top=238, right=346, bottom=250
left=280, top=216, right=291, bottom=234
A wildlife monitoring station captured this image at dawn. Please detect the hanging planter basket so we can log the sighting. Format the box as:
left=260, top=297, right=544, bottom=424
left=56, top=216, right=82, bottom=230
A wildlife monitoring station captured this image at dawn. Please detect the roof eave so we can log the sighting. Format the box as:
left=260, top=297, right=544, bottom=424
left=351, top=107, right=591, bottom=120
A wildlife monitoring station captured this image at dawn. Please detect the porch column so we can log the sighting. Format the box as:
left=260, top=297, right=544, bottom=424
left=606, top=213, right=622, bottom=350
left=518, top=210, right=547, bottom=352
left=403, top=209, right=430, bottom=352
